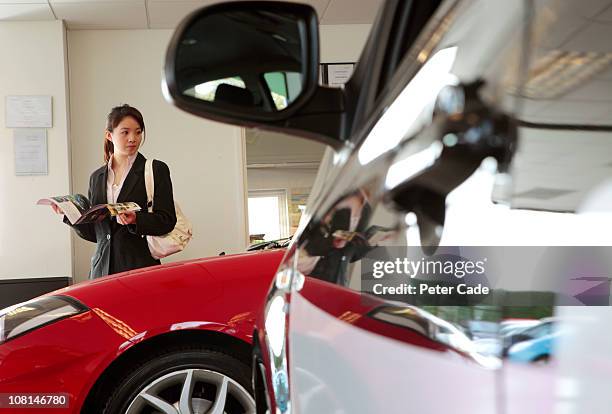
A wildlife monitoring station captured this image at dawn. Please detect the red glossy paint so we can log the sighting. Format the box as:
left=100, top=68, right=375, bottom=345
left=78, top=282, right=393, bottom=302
left=0, top=249, right=284, bottom=414
left=298, top=277, right=452, bottom=353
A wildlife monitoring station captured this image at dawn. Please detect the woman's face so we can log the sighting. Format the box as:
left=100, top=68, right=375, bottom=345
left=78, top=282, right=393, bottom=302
left=106, top=116, right=143, bottom=158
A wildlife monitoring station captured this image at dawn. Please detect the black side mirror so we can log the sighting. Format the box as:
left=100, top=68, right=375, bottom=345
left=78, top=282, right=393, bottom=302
left=164, top=1, right=319, bottom=125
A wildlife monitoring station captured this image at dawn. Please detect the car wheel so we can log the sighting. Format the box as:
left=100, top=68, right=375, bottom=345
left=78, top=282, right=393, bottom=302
left=101, top=345, right=255, bottom=414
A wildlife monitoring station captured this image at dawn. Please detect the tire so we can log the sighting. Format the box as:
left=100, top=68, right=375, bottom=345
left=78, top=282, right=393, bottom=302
left=100, top=345, right=255, bottom=414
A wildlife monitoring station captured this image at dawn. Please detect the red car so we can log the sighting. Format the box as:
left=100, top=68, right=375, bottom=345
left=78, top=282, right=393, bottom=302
left=0, top=249, right=282, bottom=413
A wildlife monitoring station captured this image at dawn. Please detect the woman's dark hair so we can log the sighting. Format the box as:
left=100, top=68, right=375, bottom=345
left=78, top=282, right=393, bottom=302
left=104, top=104, right=146, bottom=163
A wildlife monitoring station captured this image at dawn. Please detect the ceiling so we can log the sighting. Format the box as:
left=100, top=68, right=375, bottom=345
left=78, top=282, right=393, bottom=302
left=506, top=0, right=612, bottom=212
left=0, top=0, right=384, bottom=29
left=520, top=0, right=612, bottom=125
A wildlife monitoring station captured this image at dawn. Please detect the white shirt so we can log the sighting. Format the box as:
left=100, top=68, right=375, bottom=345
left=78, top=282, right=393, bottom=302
left=106, top=154, right=137, bottom=204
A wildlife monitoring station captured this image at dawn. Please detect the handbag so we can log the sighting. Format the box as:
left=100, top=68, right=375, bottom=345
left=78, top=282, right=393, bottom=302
left=144, top=159, right=193, bottom=259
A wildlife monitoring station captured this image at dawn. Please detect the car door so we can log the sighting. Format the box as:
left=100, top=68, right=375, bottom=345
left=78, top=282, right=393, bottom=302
left=280, top=0, right=529, bottom=412
left=161, top=1, right=612, bottom=412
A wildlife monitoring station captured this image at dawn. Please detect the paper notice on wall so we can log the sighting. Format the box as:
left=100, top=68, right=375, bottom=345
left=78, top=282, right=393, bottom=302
left=6, top=95, right=52, bottom=128
left=14, top=129, right=48, bottom=176
left=327, top=64, right=355, bottom=87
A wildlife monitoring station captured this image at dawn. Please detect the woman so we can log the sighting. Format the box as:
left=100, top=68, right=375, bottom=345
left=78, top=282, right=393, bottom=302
left=55, top=104, right=177, bottom=278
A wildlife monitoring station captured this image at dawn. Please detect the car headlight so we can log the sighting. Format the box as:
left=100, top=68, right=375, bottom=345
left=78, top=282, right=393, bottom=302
left=0, top=296, right=88, bottom=344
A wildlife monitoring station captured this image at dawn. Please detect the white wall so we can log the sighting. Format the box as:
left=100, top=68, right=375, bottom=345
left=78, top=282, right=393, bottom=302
left=320, top=24, right=371, bottom=62
left=0, top=21, right=71, bottom=280
left=246, top=130, right=325, bottom=165
left=68, top=30, right=247, bottom=282
left=0, top=21, right=370, bottom=283
left=248, top=168, right=319, bottom=192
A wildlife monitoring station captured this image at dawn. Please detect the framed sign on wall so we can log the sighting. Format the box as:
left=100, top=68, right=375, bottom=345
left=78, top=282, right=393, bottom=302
left=320, top=63, right=356, bottom=86
left=14, top=128, right=48, bottom=176
left=6, top=95, right=52, bottom=128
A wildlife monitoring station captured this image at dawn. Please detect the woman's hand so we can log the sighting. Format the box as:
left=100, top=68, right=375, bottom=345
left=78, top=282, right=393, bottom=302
left=117, top=211, right=137, bottom=225
left=51, top=204, right=64, bottom=215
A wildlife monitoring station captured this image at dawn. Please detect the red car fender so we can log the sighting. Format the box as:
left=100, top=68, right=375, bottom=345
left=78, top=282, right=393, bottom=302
left=0, top=250, right=285, bottom=413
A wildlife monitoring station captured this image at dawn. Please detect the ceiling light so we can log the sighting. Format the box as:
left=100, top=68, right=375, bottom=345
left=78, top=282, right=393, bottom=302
left=514, top=50, right=612, bottom=99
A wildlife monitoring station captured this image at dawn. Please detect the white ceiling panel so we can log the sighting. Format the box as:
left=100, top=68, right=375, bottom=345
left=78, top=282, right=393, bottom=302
left=527, top=114, right=602, bottom=125
left=0, top=0, right=46, bottom=3
left=561, top=79, right=612, bottom=102
left=1, top=0, right=376, bottom=29
left=509, top=127, right=612, bottom=211
left=296, top=0, right=330, bottom=20
left=519, top=99, right=555, bottom=117
left=560, top=0, right=612, bottom=19
left=527, top=3, right=612, bottom=126
left=147, top=0, right=208, bottom=29
left=0, top=3, right=54, bottom=20
left=147, top=0, right=333, bottom=29
left=53, top=1, right=147, bottom=29
left=531, top=101, right=612, bottom=122
left=596, top=67, right=612, bottom=80
left=147, top=0, right=240, bottom=7
left=562, top=22, right=612, bottom=52
left=537, top=16, right=585, bottom=50
left=537, top=0, right=612, bottom=49
left=321, top=0, right=382, bottom=24
left=593, top=3, right=612, bottom=21
left=50, top=0, right=141, bottom=3
left=590, top=102, right=612, bottom=122
left=148, top=0, right=238, bottom=3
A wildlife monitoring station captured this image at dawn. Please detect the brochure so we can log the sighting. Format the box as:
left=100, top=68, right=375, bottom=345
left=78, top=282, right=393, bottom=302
left=37, top=194, right=140, bottom=225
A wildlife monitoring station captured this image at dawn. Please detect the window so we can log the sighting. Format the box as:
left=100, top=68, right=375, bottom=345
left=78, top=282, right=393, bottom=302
left=248, top=190, right=290, bottom=243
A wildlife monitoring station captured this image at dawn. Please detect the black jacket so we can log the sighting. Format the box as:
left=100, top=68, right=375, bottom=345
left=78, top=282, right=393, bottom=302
left=67, top=153, right=177, bottom=278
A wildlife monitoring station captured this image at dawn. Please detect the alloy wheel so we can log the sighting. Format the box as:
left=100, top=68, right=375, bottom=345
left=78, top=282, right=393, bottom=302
left=125, top=368, right=255, bottom=414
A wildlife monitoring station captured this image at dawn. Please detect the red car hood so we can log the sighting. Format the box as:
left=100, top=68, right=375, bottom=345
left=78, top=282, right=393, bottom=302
left=43, top=249, right=285, bottom=340
left=50, top=250, right=284, bottom=306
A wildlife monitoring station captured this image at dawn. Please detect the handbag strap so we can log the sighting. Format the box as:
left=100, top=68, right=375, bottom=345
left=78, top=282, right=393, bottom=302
left=144, top=159, right=155, bottom=213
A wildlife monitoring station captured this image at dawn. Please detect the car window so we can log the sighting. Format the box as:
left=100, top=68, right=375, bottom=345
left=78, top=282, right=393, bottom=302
left=376, top=0, right=444, bottom=98
left=344, top=0, right=447, bottom=145
left=184, top=76, right=246, bottom=102
left=522, top=323, right=552, bottom=339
